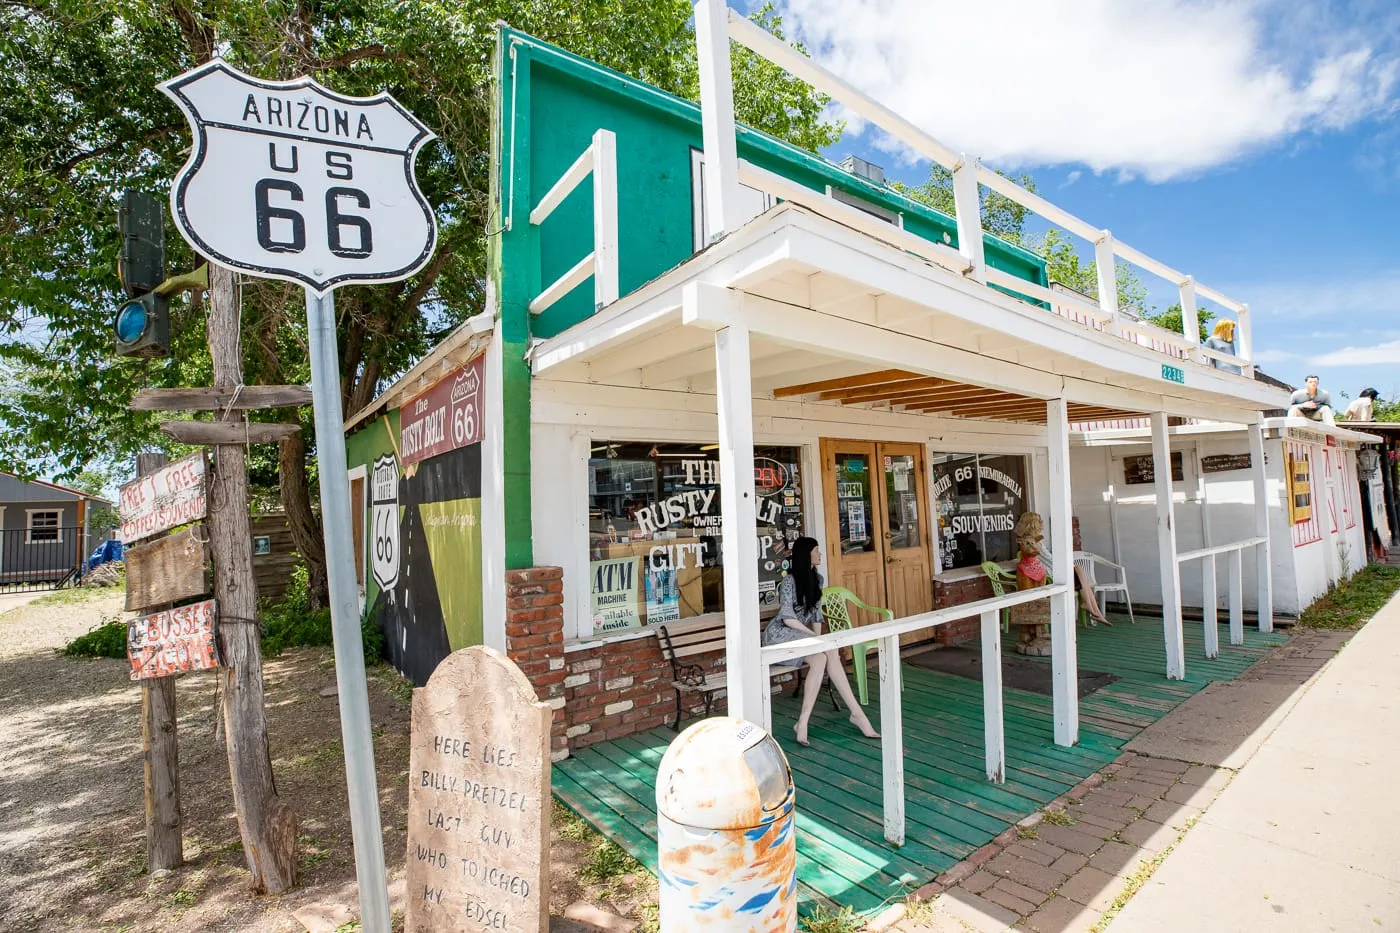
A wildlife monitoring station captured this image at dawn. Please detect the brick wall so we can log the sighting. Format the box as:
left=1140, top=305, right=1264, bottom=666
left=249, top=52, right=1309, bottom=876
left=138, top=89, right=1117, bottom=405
left=503, top=567, right=569, bottom=761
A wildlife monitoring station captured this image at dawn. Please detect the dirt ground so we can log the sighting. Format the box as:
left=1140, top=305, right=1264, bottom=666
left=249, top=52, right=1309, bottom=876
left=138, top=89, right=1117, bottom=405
left=0, top=588, right=656, bottom=933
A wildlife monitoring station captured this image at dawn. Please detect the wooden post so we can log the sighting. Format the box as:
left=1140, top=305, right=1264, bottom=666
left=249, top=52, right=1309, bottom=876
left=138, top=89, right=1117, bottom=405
left=1229, top=548, right=1244, bottom=647
left=1152, top=412, right=1186, bottom=679
left=878, top=634, right=905, bottom=845
left=979, top=609, right=1004, bottom=784
left=1046, top=397, right=1079, bottom=746
left=1248, top=418, right=1274, bottom=632
left=137, top=450, right=182, bottom=872
left=695, top=0, right=741, bottom=241
left=1201, top=556, right=1219, bottom=660
left=207, top=262, right=298, bottom=894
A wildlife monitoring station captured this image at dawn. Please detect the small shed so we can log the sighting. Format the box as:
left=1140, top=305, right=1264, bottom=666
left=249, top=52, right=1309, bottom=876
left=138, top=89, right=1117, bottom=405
left=0, top=473, right=110, bottom=588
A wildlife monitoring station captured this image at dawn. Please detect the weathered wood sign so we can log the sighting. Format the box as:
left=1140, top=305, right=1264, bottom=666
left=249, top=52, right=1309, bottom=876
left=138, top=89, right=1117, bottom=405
left=120, top=451, right=208, bottom=543
left=127, top=598, right=219, bottom=681
left=1200, top=452, right=1252, bottom=474
left=124, top=527, right=210, bottom=611
left=405, top=647, right=550, bottom=933
left=400, top=355, right=484, bottom=466
left=1123, top=451, right=1184, bottom=485
left=159, top=421, right=300, bottom=445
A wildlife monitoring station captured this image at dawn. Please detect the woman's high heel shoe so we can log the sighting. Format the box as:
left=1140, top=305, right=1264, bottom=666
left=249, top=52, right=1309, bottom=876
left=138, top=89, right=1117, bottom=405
left=850, top=716, right=880, bottom=740
left=794, top=724, right=810, bottom=747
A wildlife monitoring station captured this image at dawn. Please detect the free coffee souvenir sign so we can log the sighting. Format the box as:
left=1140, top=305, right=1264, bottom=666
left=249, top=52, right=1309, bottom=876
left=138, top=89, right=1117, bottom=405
left=159, top=59, right=437, bottom=294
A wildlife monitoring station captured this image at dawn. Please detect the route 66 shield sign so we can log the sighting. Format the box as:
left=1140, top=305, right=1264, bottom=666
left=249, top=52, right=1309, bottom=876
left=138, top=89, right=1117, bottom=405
left=370, top=454, right=400, bottom=592
left=160, top=59, right=437, bottom=295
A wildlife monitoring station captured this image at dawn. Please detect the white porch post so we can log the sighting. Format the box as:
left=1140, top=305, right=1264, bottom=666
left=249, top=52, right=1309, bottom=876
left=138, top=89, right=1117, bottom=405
left=694, top=0, right=741, bottom=242
left=878, top=635, right=905, bottom=844
left=1046, top=398, right=1079, bottom=746
left=1179, top=276, right=1202, bottom=362
left=979, top=609, right=1005, bottom=783
left=1201, top=557, right=1219, bottom=659
left=709, top=290, right=764, bottom=723
left=1152, top=412, right=1186, bottom=680
left=1249, top=418, right=1274, bottom=633
left=1229, top=548, right=1244, bottom=646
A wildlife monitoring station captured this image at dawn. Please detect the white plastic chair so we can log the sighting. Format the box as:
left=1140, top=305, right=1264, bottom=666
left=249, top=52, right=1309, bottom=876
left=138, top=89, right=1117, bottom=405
left=1074, top=551, right=1135, bottom=623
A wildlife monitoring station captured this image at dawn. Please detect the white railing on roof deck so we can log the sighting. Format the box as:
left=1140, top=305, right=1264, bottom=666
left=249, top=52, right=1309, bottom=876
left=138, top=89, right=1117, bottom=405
left=528, top=128, right=619, bottom=315
left=696, top=0, right=1255, bottom=376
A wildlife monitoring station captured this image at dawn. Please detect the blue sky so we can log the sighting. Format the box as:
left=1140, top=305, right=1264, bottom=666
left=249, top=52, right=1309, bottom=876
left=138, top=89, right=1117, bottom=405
left=767, top=0, right=1400, bottom=406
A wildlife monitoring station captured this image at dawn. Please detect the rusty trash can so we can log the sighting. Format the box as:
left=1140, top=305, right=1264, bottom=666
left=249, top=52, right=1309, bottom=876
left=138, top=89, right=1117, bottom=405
left=656, top=717, right=797, bottom=931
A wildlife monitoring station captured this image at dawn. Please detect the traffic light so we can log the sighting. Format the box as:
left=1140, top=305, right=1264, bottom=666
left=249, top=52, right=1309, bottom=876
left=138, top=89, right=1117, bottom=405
left=116, top=190, right=168, bottom=357
left=113, top=292, right=170, bottom=359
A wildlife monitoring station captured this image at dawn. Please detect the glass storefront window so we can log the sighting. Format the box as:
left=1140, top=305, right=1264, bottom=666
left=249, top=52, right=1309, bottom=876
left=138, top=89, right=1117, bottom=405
left=930, top=452, right=1029, bottom=571
left=587, top=442, right=805, bottom=635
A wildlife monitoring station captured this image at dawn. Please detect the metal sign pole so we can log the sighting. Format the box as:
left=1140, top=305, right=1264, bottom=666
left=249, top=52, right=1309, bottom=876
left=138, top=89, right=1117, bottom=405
left=305, top=285, right=391, bottom=933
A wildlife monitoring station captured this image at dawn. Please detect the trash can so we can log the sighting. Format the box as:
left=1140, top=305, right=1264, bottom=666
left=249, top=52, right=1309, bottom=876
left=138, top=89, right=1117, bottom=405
left=656, top=717, right=797, bottom=932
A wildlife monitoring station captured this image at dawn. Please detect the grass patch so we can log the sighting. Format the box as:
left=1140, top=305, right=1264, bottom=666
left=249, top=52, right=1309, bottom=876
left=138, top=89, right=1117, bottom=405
left=1089, top=815, right=1200, bottom=932
left=168, top=889, right=197, bottom=907
left=61, top=615, right=127, bottom=658
left=1016, top=825, right=1039, bottom=840
left=1297, top=565, right=1400, bottom=630
left=554, top=799, right=594, bottom=842
left=1043, top=808, right=1076, bottom=826
left=580, top=839, right=643, bottom=883
left=31, top=586, right=106, bottom=608
left=800, top=903, right=863, bottom=933
left=904, top=895, right=937, bottom=925
left=371, top=665, right=415, bottom=705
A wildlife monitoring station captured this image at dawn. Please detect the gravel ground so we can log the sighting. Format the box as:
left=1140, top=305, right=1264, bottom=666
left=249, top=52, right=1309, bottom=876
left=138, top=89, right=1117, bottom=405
left=0, top=587, right=655, bottom=933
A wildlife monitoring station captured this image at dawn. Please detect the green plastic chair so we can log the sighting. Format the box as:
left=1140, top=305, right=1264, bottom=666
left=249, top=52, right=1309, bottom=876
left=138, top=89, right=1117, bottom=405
left=820, top=585, right=899, bottom=706
left=981, top=561, right=1017, bottom=633
left=986, top=558, right=1092, bottom=630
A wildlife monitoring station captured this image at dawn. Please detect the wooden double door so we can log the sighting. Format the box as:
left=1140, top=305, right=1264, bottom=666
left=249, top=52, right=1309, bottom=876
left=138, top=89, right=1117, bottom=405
left=819, top=439, right=935, bottom=645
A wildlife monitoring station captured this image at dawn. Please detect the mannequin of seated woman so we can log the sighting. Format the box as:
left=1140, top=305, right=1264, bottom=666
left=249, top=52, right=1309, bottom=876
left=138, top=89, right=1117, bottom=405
left=762, top=536, right=879, bottom=747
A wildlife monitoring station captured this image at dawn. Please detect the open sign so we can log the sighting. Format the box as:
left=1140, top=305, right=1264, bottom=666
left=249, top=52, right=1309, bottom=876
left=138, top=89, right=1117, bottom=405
left=753, top=457, right=789, bottom=495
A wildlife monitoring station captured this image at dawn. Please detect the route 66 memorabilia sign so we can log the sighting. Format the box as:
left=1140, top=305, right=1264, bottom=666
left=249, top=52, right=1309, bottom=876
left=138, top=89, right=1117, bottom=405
left=371, top=454, right=400, bottom=591
left=160, top=59, right=437, bottom=295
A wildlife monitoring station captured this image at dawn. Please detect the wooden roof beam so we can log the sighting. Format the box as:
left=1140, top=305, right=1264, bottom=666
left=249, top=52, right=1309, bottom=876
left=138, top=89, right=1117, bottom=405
left=772, top=368, right=919, bottom=398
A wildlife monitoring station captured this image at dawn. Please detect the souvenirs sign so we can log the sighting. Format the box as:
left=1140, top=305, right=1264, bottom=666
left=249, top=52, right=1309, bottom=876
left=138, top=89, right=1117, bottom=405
left=406, top=647, right=550, bottom=933
left=119, top=452, right=208, bottom=544
left=128, top=599, right=219, bottom=681
left=401, top=356, right=485, bottom=466
left=160, top=60, right=438, bottom=294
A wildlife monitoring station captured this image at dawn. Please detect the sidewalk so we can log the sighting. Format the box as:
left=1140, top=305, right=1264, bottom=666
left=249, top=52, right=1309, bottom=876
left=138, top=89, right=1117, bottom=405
left=888, top=621, right=1362, bottom=933
left=1112, top=596, right=1400, bottom=931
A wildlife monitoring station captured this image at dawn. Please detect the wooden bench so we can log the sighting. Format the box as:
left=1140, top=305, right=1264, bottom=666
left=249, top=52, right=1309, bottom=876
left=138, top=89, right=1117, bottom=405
left=658, top=618, right=835, bottom=731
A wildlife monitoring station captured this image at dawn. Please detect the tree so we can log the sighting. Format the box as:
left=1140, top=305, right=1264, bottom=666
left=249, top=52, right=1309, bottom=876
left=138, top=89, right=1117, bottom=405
left=0, top=0, right=839, bottom=606
left=1145, top=304, right=1213, bottom=343
left=1032, top=228, right=1149, bottom=312
left=891, top=166, right=1036, bottom=244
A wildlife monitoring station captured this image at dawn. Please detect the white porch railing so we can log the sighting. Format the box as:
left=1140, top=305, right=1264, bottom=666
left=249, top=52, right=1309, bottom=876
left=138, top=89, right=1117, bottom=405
left=527, top=128, right=619, bottom=315
left=1176, top=537, right=1268, bottom=658
left=698, top=2, right=1255, bottom=375
left=758, top=583, right=1070, bottom=845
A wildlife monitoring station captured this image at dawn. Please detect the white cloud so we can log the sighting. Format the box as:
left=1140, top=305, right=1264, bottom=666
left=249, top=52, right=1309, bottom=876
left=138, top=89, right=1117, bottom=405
left=776, top=0, right=1399, bottom=180
left=1251, top=348, right=1297, bottom=364
left=1311, top=339, right=1400, bottom=367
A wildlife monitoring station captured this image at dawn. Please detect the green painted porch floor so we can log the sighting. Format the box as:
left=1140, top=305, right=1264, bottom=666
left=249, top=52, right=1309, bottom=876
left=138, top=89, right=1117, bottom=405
left=553, top=616, right=1289, bottom=914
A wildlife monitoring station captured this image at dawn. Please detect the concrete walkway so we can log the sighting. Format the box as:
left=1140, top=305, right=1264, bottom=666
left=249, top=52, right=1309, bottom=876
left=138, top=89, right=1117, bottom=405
left=1113, top=597, right=1400, bottom=932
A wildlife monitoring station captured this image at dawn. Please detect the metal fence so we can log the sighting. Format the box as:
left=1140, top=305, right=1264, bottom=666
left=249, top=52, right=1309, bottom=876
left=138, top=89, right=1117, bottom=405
left=0, top=525, right=89, bottom=592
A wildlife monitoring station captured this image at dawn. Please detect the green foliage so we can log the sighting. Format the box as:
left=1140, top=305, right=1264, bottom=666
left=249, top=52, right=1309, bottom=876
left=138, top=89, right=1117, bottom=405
left=1145, top=303, right=1214, bottom=343
left=1297, top=565, right=1400, bottom=630
left=61, top=615, right=128, bottom=658
left=0, top=0, right=839, bottom=490
left=890, top=166, right=1036, bottom=244
left=1032, top=227, right=1149, bottom=312
left=579, top=838, right=643, bottom=883
left=261, top=563, right=383, bottom=663
left=800, top=903, right=863, bottom=933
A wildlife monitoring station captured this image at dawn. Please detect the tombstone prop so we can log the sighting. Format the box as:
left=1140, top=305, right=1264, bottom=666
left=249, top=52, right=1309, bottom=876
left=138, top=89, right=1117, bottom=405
left=405, top=647, right=551, bottom=933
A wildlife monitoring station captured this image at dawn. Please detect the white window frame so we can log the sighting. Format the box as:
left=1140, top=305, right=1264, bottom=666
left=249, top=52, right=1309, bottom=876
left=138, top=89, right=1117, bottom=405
left=570, top=433, right=815, bottom=646
left=25, top=509, right=63, bottom=544
left=690, top=148, right=773, bottom=252
left=825, top=184, right=903, bottom=228
left=929, top=446, right=1039, bottom=580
